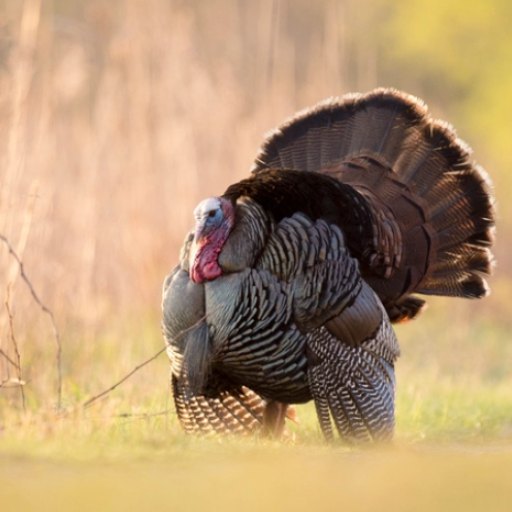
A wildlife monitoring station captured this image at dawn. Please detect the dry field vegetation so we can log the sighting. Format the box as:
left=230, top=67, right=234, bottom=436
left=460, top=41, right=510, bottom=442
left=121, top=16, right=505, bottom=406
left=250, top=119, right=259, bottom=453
left=1, top=0, right=512, bottom=510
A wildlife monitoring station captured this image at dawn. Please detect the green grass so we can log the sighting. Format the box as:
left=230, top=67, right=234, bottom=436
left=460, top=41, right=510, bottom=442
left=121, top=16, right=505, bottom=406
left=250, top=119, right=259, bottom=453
left=1, top=302, right=511, bottom=512
left=2, top=348, right=512, bottom=512
left=1, top=413, right=512, bottom=512
left=2, top=305, right=512, bottom=512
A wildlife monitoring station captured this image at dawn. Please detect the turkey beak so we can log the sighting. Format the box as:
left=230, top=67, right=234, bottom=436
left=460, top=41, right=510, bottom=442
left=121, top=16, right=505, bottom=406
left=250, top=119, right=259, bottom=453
left=190, top=214, right=210, bottom=270
left=194, top=215, right=209, bottom=242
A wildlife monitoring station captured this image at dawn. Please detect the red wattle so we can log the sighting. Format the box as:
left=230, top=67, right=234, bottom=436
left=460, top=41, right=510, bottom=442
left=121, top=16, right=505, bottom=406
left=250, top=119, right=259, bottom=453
left=191, top=248, right=222, bottom=283
left=189, top=198, right=234, bottom=283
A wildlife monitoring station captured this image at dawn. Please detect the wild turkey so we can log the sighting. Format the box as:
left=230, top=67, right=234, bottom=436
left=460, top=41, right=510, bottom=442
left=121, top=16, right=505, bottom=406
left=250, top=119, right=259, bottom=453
left=162, top=88, right=495, bottom=442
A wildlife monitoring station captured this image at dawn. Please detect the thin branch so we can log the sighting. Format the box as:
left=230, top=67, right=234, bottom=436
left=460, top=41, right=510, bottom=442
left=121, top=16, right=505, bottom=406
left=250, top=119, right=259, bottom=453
left=0, top=233, right=62, bottom=407
left=5, top=285, right=25, bottom=411
left=82, top=346, right=167, bottom=409
left=0, top=348, right=19, bottom=370
left=117, top=409, right=174, bottom=419
left=82, top=311, right=214, bottom=409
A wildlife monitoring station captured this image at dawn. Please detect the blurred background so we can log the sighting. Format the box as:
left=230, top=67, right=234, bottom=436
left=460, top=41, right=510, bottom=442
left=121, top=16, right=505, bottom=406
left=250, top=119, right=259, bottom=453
left=0, top=0, right=511, bottom=420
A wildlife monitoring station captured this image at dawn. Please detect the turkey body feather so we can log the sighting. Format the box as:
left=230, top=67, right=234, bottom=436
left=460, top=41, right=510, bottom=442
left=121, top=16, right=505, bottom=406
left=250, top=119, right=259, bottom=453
left=162, top=88, right=494, bottom=442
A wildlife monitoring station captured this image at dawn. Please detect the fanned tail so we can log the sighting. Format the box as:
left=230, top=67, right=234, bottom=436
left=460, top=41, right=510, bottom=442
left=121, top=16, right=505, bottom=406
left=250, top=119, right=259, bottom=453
left=250, top=88, right=495, bottom=321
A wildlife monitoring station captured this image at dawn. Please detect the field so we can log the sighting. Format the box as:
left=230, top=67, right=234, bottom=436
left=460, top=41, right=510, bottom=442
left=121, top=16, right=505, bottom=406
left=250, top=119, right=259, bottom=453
left=1, top=0, right=512, bottom=510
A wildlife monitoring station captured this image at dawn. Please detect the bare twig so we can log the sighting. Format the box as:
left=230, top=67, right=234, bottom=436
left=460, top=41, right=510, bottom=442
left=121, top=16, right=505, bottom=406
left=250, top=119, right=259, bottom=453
left=0, top=348, right=19, bottom=370
left=116, top=409, right=175, bottom=428
left=82, top=311, right=214, bottom=409
left=118, top=409, right=174, bottom=419
left=5, top=286, right=25, bottom=411
left=82, top=345, right=168, bottom=409
left=0, top=233, right=62, bottom=407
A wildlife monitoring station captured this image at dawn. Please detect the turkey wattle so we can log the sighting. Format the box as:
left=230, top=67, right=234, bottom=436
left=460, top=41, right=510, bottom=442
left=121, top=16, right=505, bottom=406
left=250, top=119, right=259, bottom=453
left=162, top=88, right=495, bottom=442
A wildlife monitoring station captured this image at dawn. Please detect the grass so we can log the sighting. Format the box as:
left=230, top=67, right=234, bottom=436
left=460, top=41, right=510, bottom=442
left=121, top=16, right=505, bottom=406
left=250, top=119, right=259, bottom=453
left=1, top=410, right=512, bottom=512
left=1, top=395, right=512, bottom=512
left=2, top=357, right=512, bottom=460
left=1, top=322, right=512, bottom=512
left=1, top=293, right=511, bottom=511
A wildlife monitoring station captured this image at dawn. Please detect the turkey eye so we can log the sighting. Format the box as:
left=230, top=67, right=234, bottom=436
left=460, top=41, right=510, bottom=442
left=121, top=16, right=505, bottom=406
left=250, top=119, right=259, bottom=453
left=208, top=211, right=216, bottom=218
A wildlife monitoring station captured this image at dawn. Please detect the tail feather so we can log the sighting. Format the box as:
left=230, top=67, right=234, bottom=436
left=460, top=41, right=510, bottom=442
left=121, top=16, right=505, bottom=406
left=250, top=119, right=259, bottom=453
left=398, top=127, right=464, bottom=192
left=386, top=296, right=427, bottom=323
left=418, top=271, right=490, bottom=298
left=431, top=246, right=493, bottom=276
left=436, top=217, right=490, bottom=251
left=250, top=88, right=495, bottom=320
left=257, top=90, right=428, bottom=173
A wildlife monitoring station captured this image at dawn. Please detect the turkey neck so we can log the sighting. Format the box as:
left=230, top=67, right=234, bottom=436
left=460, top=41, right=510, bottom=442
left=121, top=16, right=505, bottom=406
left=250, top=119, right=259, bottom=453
left=217, top=197, right=271, bottom=273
